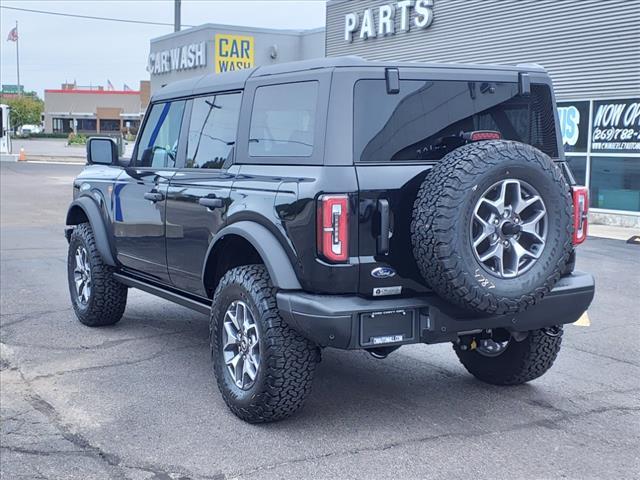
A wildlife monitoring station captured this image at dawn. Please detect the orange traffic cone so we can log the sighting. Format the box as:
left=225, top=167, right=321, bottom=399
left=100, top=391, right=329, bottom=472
left=18, top=148, right=26, bottom=161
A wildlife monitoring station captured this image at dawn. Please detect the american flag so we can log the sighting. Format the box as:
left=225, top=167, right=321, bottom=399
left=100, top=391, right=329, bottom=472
left=6, top=27, right=18, bottom=42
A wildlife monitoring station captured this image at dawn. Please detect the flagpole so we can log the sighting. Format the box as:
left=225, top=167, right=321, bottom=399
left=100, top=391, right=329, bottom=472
left=15, top=21, right=21, bottom=96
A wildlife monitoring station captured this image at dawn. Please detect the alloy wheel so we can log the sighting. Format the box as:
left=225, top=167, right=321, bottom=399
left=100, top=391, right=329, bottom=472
left=73, top=245, right=92, bottom=305
left=471, top=179, right=548, bottom=278
left=222, top=300, right=260, bottom=390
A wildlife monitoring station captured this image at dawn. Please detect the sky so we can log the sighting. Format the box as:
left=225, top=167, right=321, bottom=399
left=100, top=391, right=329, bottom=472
left=0, top=0, right=326, bottom=97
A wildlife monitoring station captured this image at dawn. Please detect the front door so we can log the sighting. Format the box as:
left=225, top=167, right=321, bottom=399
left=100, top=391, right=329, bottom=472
left=113, top=100, right=186, bottom=284
left=165, top=92, right=243, bottom=296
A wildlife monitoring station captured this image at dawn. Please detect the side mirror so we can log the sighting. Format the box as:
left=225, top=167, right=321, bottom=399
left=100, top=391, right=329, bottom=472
left=87, top=137, right=118, bottom=165
left=140, top=147, right=153, bottom=167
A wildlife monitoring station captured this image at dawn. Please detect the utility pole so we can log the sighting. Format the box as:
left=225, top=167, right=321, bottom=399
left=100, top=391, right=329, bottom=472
left=15, top=21, right=21, bottom=96
left=174, top=0, right=181, bottom=32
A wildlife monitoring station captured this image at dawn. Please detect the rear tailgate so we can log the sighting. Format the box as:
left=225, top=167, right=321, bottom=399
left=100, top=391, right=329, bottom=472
left=356, top=163, right=434, bottom=297
left=354, top=76, right=561, bottom=298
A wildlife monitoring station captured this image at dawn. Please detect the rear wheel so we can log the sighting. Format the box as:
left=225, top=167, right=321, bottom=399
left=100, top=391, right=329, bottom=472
left=67, top=223, right=127, bottom=327
left=453, top=327, right=563, bottom=385
left=210, top=265, right=320, bottom=423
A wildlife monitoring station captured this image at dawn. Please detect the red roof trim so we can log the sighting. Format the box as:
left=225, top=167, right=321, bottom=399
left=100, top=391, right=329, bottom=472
left=44, top=89, right=140, bottom=95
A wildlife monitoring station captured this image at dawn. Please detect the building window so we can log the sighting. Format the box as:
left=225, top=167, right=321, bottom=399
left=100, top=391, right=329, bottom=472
left=559, top=97, right=639, bottom=214
left=76, top=119, right=97, bottom=132
left=123, top=120, right=140, bottom=135
left=186, top=93, right=241, bottom=169
left=249, top=81, right=318, bottom=157
left=589, top=157, right=640, bottom=212
left=100, top=119, right=120, bottom=132
left=53, top=117, right=73, bottom=133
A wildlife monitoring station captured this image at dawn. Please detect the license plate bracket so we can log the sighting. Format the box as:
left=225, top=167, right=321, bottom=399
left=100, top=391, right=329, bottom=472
left=360, top=309, right=414, bottom=347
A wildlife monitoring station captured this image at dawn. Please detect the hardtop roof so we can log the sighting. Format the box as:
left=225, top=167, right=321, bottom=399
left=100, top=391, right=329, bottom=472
left=151, top=56, right=546, bottom=102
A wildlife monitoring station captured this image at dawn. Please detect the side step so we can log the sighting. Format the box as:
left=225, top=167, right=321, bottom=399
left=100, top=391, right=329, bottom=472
left=113, top=273, right=211, bottom=315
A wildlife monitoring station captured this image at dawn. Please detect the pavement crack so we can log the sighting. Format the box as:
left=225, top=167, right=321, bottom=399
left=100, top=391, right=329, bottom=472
left=28, top=342, right=207, bottom=380
left=565, top=344, right=640, bottom=368
left=231, top=404, right=640, bottom=478
left=0, top=445, right=87, bottom=458
left=2, top=356, right=201, bottom=480
left=3, top=330, right=192, bottom=353
left=1, top=308, right=73, bottom=328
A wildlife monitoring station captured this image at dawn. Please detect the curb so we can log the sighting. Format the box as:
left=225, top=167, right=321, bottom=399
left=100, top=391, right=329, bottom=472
left=25, top=156, right=86, bottom=164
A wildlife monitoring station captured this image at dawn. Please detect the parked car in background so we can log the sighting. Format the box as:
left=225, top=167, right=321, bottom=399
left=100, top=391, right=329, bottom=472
left=17, top=124, right=43, bottom=136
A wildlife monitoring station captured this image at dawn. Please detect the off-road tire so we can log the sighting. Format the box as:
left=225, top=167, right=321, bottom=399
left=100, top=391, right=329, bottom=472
left=411, top=140, right=573, bottom=315
left=210, top=265, right=320, bottom=423
left=454, top=327, right=563, bottom=385
left=67, top=222, right=127, bottom=326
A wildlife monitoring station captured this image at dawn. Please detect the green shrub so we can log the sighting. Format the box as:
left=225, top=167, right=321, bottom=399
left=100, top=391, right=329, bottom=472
left=67, top=133, right=88, bottom=145
left=13, top=132, right=68, bottom=139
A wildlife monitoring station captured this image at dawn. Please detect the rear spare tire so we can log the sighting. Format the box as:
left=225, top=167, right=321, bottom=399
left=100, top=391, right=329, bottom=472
left=411, top=140, right=572, bottom=315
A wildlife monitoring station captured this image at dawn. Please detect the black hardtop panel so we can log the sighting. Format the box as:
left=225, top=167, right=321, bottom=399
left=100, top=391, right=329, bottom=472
left=152, top=67, right=256, bottom=102
left=152, top=56, right=548, bottom=102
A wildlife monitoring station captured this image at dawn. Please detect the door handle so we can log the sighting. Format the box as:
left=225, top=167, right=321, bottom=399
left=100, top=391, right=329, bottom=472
left=199, top=197, right=224, bottom=209
left=143, top=192, right=164, bottom=202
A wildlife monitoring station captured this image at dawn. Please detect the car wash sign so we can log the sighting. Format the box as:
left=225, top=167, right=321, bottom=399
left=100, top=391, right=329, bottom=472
left=215, top=34, right=254, bottom=73
left=148, top=42, right=206, bottom=75
left=345, top=0, right=434, bottom=42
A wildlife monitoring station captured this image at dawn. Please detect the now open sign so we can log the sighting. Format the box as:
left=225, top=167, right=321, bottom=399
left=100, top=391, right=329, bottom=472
left=215, top=34, right=254, bottom=74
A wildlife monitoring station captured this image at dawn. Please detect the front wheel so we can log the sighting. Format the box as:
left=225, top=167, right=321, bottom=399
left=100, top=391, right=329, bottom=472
left=210, top=265, right=320, bottom=423
left=67, top=223, right=127, bottom=326
left=453, top=327, right=563, bottom=385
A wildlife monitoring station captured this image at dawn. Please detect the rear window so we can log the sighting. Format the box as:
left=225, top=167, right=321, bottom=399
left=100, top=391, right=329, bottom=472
left=354, top=80, right=558, bottom=162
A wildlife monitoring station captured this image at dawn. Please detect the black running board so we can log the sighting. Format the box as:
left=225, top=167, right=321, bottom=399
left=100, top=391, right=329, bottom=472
left=113, top=273, right=211, bottom=315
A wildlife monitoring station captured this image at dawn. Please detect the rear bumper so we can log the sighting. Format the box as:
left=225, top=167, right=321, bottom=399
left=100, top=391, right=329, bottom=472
left=277, top=271, right=595, bottom=350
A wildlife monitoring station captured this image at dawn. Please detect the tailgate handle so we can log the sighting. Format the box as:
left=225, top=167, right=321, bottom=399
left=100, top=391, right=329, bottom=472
left=377, top=199, right=390, bottom=255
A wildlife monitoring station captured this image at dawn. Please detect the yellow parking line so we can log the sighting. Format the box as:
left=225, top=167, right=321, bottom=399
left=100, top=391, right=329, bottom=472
left=573, top=311, right=591, bottom=327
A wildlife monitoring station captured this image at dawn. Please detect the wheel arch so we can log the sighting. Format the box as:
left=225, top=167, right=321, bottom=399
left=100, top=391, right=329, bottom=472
left=65, top=197, right=117, bottom=267
left=202, top=221, right=302, bottom=297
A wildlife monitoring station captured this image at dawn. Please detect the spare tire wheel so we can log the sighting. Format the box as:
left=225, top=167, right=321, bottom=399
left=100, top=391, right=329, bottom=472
left=410, top=140, right=573, bottom=315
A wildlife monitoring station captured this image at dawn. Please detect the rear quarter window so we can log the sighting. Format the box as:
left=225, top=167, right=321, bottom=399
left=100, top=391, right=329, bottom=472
left=354, top=79, right=558, bottom=163
left=248, top=81, right=318, bottom=157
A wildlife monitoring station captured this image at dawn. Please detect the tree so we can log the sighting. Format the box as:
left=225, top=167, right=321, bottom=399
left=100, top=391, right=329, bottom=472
left=5, top=95, right=44, bottom=129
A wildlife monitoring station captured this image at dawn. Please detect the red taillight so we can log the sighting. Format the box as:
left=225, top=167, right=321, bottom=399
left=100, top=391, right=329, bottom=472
left=465, top=130, right=502, bottom=142
left=572, top=186, right=589, bottom=245
left=317, top=194, right=349, bottom=263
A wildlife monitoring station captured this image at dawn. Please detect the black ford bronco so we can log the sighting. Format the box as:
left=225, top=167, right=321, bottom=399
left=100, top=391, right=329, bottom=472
left=65, top=57, right=594, bottom=423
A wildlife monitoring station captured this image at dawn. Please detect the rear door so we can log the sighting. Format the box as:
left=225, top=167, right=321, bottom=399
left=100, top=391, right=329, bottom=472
left=353, top=72, right=559, bottom=298
left=114, top=99, right=186, bottom=283
left=165, top=92, right=242, bottom=296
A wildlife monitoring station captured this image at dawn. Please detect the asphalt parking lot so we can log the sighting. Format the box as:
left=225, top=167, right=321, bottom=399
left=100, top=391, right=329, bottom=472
left=1, top=162, right=639, bottom=480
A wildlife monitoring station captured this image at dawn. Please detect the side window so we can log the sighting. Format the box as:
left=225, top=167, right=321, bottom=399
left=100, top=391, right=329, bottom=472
left=185, top=93, right=241, bottom=169
left=249, top=81, right=318, bottom=157
left=135, top=100, right=185, bottom=168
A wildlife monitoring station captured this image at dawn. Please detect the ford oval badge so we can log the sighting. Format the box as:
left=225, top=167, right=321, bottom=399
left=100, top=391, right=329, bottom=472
left=371, top=267, right=396, bottom=279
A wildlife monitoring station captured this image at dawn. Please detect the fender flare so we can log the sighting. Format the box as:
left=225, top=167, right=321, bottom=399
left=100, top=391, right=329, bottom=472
left=203, top=221, right=302, bottom=290
left=66, top=197, right=117, bottom=266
